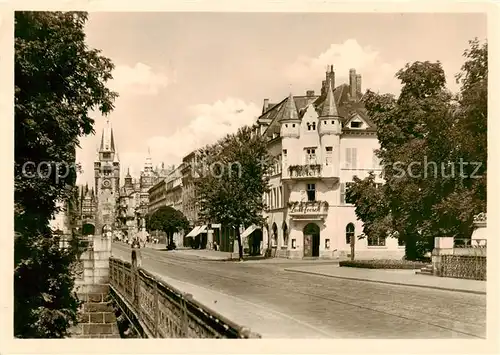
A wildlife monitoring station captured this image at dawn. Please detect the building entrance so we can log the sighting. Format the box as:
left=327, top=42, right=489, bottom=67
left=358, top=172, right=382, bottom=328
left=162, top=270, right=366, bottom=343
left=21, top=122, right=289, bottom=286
left=303, top=223, right=320, bottom=257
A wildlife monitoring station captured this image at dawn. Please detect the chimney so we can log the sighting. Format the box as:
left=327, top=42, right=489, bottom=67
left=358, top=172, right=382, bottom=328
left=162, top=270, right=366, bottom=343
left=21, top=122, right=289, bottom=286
left=321, top=64, right=335, bottom=96
left=356, top=74, right=362, bottom=94
left=306, top=90, right=315, bottom=97
left=349, top=68, right=357, bottom=99
left=262, top=98, right=269, bottom=114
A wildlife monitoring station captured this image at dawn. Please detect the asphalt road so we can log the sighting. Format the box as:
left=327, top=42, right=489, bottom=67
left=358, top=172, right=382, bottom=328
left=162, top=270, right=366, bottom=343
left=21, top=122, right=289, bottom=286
left=111, top=242, right=486, bottom=339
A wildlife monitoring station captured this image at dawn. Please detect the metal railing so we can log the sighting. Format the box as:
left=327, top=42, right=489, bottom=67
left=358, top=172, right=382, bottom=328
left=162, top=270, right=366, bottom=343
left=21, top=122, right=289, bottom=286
left=109, top=255, right=261, bottom=338
left=454, top=238, right=487, bottom=248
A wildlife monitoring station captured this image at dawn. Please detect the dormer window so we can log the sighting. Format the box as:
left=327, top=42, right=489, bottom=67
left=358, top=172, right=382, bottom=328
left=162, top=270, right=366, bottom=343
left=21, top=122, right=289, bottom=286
left=350, top=121, right=362, bottom=128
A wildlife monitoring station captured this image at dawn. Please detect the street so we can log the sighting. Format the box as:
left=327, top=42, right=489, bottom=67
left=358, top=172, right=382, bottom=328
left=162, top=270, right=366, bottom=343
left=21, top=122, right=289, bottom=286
left=111, top=242, right=486, bottom=339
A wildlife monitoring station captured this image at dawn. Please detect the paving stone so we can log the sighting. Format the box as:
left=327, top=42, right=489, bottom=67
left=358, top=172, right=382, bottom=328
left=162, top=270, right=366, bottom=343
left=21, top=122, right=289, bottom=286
left=90, top=312, right=105, bottom=323
left=84, top=302, right=113, bottom=312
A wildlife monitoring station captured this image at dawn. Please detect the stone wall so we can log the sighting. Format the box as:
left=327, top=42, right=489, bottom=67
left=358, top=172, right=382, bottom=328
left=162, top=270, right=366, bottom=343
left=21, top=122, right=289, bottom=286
left=71, top=284, right=120, bottom=338
left=70, top=235, right=120, bottom=338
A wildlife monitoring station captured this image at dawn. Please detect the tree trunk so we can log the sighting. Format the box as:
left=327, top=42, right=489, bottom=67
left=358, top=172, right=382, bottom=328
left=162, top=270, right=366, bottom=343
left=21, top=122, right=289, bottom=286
left=405, top=233, right=418, bottom=261
left=235, top=227, right=244, bottom=261
left=350, top=235, right=355, bottom=261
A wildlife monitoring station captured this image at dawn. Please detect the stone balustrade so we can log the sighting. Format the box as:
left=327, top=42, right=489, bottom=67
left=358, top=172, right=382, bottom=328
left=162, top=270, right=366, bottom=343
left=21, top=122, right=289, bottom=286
left=109, top=251, right=261, bottom=338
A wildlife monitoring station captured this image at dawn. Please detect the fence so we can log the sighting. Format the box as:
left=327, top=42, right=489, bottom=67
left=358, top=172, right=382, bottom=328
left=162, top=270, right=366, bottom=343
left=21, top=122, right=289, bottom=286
left=109, top=255, right=260, bottom=338
left=440, top=255, right=486, bottom=281
left=432, top=238, right=487, bottom=281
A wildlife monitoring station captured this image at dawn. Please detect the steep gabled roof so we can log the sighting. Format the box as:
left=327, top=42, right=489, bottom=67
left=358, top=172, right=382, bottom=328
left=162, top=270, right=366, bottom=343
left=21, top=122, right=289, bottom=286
left=319, top=80, right=339, bottom=117
left=277, top=93, right=299, bottom=122
left=258, top=82, right=376, bottom=139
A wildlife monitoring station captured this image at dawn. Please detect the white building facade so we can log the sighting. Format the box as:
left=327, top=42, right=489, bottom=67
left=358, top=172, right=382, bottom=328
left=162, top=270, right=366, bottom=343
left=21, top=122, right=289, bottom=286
left=257, top=66, right=404, bottom=259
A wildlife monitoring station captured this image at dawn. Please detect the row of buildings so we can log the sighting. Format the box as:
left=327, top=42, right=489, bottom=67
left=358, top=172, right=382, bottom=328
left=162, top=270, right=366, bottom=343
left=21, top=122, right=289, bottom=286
left=74, top=65, right=405, bottom=259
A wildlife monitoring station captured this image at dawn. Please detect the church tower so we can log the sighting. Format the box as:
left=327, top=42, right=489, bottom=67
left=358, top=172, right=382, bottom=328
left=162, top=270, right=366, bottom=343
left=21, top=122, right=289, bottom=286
left=94, top=118, right=120, bottom=233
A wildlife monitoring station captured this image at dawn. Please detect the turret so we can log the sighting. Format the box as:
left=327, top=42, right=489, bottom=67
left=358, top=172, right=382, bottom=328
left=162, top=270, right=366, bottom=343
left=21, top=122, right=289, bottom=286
left=318, top=80, right=342, bottom=177
left=279, top=92, right=300, bottom=138
left=319, top=80, right=342, bottom=136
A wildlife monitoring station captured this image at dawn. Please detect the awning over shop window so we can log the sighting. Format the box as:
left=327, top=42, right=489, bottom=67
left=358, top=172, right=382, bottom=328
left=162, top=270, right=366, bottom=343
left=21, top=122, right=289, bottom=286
left=185, top=226, right=201, bottom=238
left=241, top=225, right=260, bottom=239
left=196, top=225, right=207, bottom=235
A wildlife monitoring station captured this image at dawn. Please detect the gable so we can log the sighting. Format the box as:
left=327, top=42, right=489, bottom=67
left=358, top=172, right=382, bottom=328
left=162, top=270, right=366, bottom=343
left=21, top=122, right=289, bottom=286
left=344, top=113, right=369, bottom=129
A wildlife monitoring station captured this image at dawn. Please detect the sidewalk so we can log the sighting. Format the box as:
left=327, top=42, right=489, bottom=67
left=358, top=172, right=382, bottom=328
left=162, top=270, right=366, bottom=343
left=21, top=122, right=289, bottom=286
left=284, top=264, right=486, bottom=295
left=149, top=247, right=346, bottom=264
left=147, top=270, right=334, bottom=338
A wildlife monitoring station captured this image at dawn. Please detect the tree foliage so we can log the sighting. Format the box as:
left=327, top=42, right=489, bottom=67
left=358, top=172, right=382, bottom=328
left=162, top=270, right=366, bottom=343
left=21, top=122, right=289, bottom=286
left=15, top=11, right=117, bottom=337
left=196, top=126, right=273, bottom=260
left=347, top=39, right=487, bottom=260
left=147, top=206, right=189, bottom=248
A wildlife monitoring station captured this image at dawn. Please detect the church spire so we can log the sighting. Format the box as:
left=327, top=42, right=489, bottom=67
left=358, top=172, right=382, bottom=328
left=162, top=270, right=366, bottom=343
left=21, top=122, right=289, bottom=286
left=320, top=79, right=339, bottom=118
left=144, top=147, right=153, bottom=171
left=99, top=118, right=115, bottom=152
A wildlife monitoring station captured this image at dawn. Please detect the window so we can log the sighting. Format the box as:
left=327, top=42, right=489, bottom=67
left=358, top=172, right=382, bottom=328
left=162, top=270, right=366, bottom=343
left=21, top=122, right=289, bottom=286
left=340, top=182, right=354, bottom=204
left=345, top=148, right=358, bottom=169
left=324, top=120, right=327, bottom=124
left=279, top=186, right=283, bottom=208
left=350, top=121, right=362, bottom=128
left=307, top=122, right=317, bottom=131
left=306, top=183, right=316, bottom=201
left=292, top=124, right=296, bottom=127
left=325, top=146, right=333, bottom=165
left=331, top=120, right=334, bottom=124
left=305, top=148, right=317, bottom=164
left=368, top=235, right=386, bottom=246
left=346, top=223, right=355, bottom=244
left=285, top=124, right=288, bottom=128
left=102, top=152, right=111, bottom=159
left=283, top=149, right=287, bottom=155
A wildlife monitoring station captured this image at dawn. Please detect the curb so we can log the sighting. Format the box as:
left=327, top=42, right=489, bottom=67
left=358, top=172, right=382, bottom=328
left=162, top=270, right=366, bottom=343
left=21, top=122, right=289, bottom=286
left=284, top=268, right=486, bottom=295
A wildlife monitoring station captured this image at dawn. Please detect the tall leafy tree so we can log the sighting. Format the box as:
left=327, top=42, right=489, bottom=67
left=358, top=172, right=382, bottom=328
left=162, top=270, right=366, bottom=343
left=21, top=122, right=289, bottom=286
left=147, top=206, right=189, bottom=249
left=347, top=39, right=487, bottom=260
left=15, top=11, right=117, bottom=337
left=196, top=126, right=273, bottom=260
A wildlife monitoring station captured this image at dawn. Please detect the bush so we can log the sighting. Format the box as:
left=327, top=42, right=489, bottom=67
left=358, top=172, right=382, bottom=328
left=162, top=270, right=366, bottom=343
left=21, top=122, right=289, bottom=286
left=339, top=259, right=427, bottom=269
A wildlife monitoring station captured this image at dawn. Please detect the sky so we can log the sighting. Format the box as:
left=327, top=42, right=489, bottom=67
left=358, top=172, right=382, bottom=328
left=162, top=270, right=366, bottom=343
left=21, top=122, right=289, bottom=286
left=76, top=12, right=487, bottom=187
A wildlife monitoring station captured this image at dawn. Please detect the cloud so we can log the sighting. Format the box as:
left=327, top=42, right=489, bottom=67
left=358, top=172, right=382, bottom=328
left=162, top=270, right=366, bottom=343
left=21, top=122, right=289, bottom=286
left=284, top=39, right=461, bottom=95
left=110, top=62, right=173, bottom=96
left=145, top=98, right=261, bottom=167
left=284, top=39, right=406, bottom=94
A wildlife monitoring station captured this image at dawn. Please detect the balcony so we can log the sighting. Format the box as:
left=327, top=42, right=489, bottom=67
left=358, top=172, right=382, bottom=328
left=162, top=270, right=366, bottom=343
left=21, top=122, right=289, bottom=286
left=286, top=164, right=322, bottom=179
left=282, top=163, right=339, bottom=187
left=287, top=200, right=329, bottom=221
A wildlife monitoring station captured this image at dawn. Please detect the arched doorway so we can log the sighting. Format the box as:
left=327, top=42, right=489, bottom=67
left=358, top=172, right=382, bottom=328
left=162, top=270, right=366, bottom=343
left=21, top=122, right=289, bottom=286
left=82, top=223, right=95, bottom=236
left=282, top=222, right=288, bottom=248
left=102, top=224, right=113, bottom=238
left=303, top=223, right=320, bottom=257
left=346, top=223, right=355, bottom=260
left=271, top=222, right=278, bottom=248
